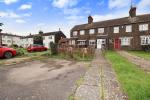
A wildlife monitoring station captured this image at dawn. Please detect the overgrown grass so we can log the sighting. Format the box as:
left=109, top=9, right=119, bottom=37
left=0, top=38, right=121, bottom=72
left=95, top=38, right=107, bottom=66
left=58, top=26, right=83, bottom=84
left=105, top=51, right=150, bottom=100
left=128, top=51, right=150, bottom=60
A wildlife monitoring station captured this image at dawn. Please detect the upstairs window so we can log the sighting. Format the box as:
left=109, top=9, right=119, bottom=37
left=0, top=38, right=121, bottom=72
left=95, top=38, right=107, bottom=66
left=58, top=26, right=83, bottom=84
left=89, top=29, right=95, bottom=34
left=49, top=36, right=52, bottom=39
left=98, top=28, right=104, bottom=33
left=73, top=31, right=77, bottom=36
left=126, top=25, right=132, bottom=32
left=80, top=30, right=85, bottom=35
left=139, top=24, right=148, bottom=31
left=114, top=27, right=119, bottom=33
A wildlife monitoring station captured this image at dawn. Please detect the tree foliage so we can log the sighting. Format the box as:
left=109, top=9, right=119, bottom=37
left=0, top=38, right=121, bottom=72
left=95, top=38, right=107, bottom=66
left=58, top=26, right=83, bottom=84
left=33, top=35, right=43, bottom=45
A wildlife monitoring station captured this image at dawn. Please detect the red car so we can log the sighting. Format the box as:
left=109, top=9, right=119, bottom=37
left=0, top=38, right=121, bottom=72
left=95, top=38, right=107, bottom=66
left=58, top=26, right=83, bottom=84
left=27, top=45, right=48, bottom=52
left=0, top=46, right=17, bottom=58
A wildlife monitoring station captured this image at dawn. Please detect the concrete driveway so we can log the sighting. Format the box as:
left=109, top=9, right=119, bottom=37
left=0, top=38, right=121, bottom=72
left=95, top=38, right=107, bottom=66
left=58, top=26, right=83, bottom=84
left=0, top=58, right=89, bottom=100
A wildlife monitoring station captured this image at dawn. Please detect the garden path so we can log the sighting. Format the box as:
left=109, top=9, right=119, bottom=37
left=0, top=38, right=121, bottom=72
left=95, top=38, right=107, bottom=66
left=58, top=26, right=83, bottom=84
left=117, top=51, right=150, bottom=72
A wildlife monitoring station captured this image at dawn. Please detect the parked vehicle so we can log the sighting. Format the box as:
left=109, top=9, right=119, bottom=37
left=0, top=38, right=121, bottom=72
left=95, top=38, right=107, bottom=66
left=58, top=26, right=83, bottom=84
left=27, top=44, right=48, bottom=52
left=0, top=46, right=17, bottom=58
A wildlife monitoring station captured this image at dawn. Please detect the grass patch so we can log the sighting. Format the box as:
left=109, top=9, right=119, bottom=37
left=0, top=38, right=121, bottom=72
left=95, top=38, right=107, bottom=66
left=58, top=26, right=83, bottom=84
left=128, top=51, right=150, bottom=60
left=105, top=51, right=150, bottom=100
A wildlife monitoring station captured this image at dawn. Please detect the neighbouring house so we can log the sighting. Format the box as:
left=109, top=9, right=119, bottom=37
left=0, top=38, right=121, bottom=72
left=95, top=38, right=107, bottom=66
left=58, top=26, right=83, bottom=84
left=21, top=31, right=66, bottom=48
left=0, top=33, right=22, bottom=46
left=70, top=7, right=150, bottom=50
left=0, top=31, right=66, bottom=48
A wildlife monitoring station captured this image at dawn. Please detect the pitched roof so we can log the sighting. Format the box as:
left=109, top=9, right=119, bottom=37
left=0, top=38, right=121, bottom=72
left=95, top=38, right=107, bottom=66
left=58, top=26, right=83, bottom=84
left=22, top=31, right=65, bottom=38
left=0, top=33, right=22, bottom=37
left=71, top=14, right=150, bottom=31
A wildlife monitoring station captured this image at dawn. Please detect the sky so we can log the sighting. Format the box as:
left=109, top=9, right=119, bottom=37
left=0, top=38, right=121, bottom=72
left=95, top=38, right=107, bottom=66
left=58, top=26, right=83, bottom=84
left=0, top=0, right=150, bottom=37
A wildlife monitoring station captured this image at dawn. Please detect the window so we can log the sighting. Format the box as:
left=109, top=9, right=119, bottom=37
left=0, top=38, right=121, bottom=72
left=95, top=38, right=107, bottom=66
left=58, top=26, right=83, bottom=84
left=69, top=40, right=75, bottom=45
left=7, top=40, right=11, bottom=43
left=139, top=24, right=148, bottom=31
left=114, top=27, right=119, bottom=33
left=98, top=28, right=104, bottom=33
left=80, top=30, right=85, bottom=35
left=141, top=36, right=150, bottom=45
left=126, top=25, right=132, bottom=32
left=73, top=31, right=77, bottom=36
left=78, top=40, right=86, bottom=45
left=120, top=37, right=131, bottom=46
left=89, top=40, right=96, bottom=45
left=89, top=29, right=95, bottom=34
left=49, top=36, right=52, bottom=39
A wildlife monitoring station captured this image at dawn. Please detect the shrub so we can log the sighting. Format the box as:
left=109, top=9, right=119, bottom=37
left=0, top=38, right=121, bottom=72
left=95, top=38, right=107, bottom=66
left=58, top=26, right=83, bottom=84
left=16, top=48, right=26, bottom=56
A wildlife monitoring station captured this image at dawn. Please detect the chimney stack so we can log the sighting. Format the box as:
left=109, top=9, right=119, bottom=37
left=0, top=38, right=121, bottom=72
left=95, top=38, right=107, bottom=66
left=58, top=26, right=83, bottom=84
left=88, top=15, right=93, bottom=24
left=129, top=7, right=136, bottom=17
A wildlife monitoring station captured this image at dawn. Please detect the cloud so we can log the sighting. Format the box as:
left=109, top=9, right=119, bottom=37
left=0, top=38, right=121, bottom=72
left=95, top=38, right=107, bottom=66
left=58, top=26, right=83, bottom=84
left=52, top=0, right=78, bottom=8
left=138, top=0, right=150, bottom=9
left=0, top=0, right=18, bottom=5
left=19, top=4, right=32, bottom=10
left=0, top=11, right=20, bottom=18
left=16, top=19, right=26, bottom=23
left=109, top=0, right=130, bottom=9
left=93, top=9, right=128, bottom=22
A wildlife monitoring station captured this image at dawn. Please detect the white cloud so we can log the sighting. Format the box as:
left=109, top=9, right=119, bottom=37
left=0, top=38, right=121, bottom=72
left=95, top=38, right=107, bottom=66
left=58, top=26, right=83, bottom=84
left=93, top=9, right=128, bottom=22
left=52, top=0, right=78, bottom=8
left=109, top=0, right=130, bottom=9
left=0, top=11, right=8, bottom=17
left=138, top=0, right=150, bottom=9
left=16, top=19, right=26, bottom=23
left=0, top=0, right=18, bottom=5
left=19, top=4, right=32, bottom=10
left=0, top=11, right=20, bottom=18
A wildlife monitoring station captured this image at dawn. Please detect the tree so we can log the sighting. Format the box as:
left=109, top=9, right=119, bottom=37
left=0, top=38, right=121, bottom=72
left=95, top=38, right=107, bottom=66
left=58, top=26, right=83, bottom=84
left=33, top=35, right=43, bottom=45
left=0, top=23, right=3, bottom=26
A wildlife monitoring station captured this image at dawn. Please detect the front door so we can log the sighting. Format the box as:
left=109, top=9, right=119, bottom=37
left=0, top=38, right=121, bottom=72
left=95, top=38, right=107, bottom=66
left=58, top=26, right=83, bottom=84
left=97, top=39, right=106, bottom=49
left=114, top=38, right=120, bottom=49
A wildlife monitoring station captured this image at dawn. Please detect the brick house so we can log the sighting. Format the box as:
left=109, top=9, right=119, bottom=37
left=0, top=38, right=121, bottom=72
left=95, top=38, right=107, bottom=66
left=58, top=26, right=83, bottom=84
left=70, top=7, right=150, bottom=50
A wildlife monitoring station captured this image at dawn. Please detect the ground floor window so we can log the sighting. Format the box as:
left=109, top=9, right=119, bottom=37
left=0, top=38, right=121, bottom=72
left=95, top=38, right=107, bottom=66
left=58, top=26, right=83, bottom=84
left=77, top=40, right=86, bottom=45
left=69, top=40, right=75, bottom=45
left=89, top=40, right=96, bottom=45
left=140, top=36, right=150, bottom=45
left=120, top=37, right=131, bottom=46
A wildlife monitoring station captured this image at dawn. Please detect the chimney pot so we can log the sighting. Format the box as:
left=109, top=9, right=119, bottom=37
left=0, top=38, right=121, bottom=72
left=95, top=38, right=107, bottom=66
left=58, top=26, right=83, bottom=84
left=129, top=7, right=136, bottom=17
left=88, top=15, right=93, bottom=24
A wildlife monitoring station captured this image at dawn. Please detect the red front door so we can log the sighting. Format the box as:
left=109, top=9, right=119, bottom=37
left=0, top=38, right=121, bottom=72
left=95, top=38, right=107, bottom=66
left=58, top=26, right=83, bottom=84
left=114, top=38, right=120, bottom=49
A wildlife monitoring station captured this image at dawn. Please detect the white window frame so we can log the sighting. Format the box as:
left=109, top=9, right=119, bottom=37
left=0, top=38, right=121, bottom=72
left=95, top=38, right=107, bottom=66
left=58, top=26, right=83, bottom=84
left=98, top=28, right=104, bottom=33
left=126, top=25, right=132, bottom=32
left=139, top=24, right=148, bottom=31
left=89, top=29, right=95, bottom=34
left=78, top=40, right=86, bottom=45
left=69, top=40, right=75, bottom=45
left=114, top=27, right=119, bottom=33
left=120, top=37, right=131, bottom=46
left=140, top=36, right=150, bottom=45
left=89, top=40, right=96, bottom=45
left=73, top=31, right=77, bottom=36
left=80, top=30, right=85, bottom=35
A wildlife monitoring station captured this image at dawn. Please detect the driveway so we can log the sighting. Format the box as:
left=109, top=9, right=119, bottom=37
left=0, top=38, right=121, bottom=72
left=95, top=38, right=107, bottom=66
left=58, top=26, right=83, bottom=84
left=0, top=58, right=89, bottom=100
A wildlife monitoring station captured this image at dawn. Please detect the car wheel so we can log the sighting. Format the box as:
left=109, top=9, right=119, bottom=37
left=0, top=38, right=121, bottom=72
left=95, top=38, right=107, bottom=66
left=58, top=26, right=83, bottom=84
left=4, top=51, right=13, bottom=59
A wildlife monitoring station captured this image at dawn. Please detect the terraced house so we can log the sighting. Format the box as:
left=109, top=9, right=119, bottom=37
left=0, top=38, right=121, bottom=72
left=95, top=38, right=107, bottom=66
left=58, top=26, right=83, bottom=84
left=70, top=7, right=150, bottom=50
